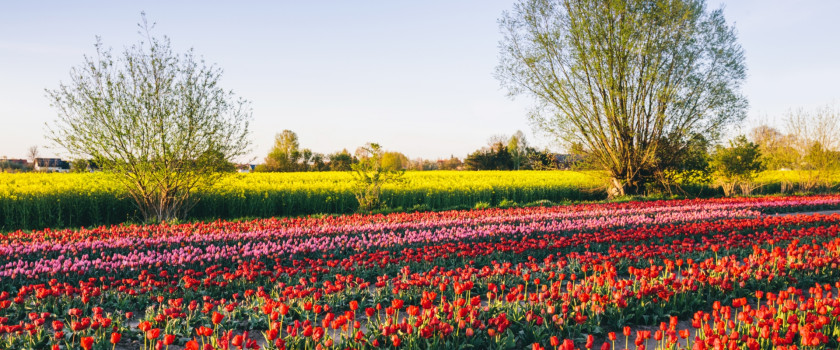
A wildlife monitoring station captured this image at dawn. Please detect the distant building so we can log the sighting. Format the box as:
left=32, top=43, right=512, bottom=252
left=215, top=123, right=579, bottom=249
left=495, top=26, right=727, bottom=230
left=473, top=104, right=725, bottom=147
left=34, top=158, right=70, bottom=172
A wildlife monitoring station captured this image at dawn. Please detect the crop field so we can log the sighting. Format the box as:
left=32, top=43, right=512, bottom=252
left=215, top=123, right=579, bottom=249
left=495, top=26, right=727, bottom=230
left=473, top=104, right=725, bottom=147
left=2, top=170, right=837, bottom=232
left=0, top=171, right=605, bottom=231
left=2, top=195, right=840, bottom=349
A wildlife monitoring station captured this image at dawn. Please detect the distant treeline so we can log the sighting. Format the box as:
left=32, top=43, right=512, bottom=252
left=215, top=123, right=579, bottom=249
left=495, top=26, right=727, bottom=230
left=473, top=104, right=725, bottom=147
left=252, top=130, right=574, bottom=173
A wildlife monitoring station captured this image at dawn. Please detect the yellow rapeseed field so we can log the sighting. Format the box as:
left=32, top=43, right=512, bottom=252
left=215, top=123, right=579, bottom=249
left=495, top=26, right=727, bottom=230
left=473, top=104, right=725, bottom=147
left=0, top=171, right=606, bottom=231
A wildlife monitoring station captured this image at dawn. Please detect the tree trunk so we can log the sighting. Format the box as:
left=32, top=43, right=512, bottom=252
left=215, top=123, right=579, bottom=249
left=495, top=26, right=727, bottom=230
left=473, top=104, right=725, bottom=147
left=608, top=175, right=645, bottom=198
left=608, top=178, right=625, bottom=198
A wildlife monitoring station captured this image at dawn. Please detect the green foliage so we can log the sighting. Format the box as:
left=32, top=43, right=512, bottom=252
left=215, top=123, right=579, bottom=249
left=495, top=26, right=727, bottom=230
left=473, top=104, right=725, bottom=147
left=264, top=130, right=302, bottom=172
left=654, top=133, right=713, bottom=194
left=0, top=161, right=28, bottom=173
left=498, top=199, right=519, bottom=208
left=568, top=143, right=600, bottom=171
left=465, top=142, right=514, bottom=170
left=351, top=143, right=405, bottom=212
left=327, top=150, right=355, bottom=171
left=262, top=130, right=326, bottom=172
left=710, top=136, right=765, bottom=196
left=800, top=142, right=840, bottom=191
left=381, top=152, right=409, bottom=171
left=473, top=201, right=491, bottom=210
left=527, top=149, right=560, bottom=170
left=466, top=134, right=556, bottom=171
left=69, top=159, right=89, bottom=173
left=508, top=130, right=528, bottom=170
left=750, top=125, right=798, bottom=171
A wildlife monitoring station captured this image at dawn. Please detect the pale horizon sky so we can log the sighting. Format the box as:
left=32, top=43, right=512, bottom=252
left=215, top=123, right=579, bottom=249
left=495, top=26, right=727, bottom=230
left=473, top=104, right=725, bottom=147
left=1, top=1, right=839, bottom=162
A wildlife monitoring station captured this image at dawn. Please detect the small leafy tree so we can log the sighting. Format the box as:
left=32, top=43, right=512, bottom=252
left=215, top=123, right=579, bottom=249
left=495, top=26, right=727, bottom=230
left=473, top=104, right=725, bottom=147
left=381, top=152, right=409, bottom=171
left=528, top=149, right=560, bottom=170
left=802, top=142, right=840, bottom=191
left=70, top=159, right=90, bottom=173
left=465, top=142, right=514, bottom=170
left=310, top=153, right=328, bottom=171
left=351, top=143, right=404, bottom=212
left=710, top=136, right=764, bottom=196
left=749, top=125, right=799, bottom=171
left=785, top=106, right=840, bottom=191
left=328, top=150, right=355, bottom=171
left=507, top=130, right=528, bottom=170
left=264, top=130, right=303, bottom=172
left=438, top=156, right=463, bottom=170
left=46, top=15, right=251, bottom=222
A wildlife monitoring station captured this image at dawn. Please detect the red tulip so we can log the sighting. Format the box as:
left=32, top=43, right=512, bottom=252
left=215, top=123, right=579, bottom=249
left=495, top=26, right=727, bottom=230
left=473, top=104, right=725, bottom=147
left=110, top=332, right=121, bottom=344
left=185, top=339, right=200, bottom=350
left=212, top=311, right=224, bottom=325
left=146, top=328, right=161, bottom=340
left=197, top=326, right=213, bottom=337
left=80, top=336, right=94, bottom=350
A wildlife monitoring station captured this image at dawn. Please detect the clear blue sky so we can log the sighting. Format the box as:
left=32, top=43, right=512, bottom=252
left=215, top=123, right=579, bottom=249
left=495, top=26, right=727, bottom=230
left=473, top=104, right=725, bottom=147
left=1, top=1, right=839, bottom=161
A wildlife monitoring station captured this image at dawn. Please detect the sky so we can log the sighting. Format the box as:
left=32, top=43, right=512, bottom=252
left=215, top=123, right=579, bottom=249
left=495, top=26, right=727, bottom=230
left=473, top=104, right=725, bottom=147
left=1, top=1, right=839, bottom=162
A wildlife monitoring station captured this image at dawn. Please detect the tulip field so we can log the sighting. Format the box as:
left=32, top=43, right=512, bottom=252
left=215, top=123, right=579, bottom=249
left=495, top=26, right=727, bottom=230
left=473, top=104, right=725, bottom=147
left=4, top=195, right=840, bottom=349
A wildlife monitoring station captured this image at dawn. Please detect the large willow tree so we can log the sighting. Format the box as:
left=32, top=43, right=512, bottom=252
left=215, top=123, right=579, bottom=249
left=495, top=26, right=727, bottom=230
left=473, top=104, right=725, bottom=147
left=47, top=16, right=252, bottom=222
left=497, top=0, right=747, bottom=196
